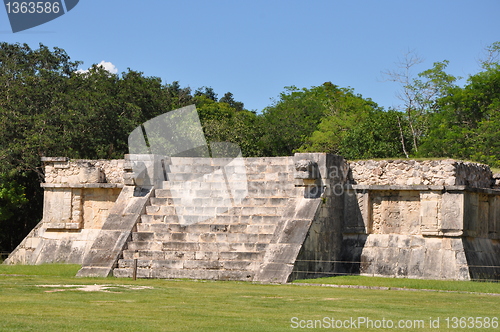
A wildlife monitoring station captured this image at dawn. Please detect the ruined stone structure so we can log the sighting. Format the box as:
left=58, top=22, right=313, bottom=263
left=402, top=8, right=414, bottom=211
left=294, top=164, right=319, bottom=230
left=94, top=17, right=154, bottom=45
left=343, top=159, right=500, bottom=281
left=5, top=154, right=500, bottom=282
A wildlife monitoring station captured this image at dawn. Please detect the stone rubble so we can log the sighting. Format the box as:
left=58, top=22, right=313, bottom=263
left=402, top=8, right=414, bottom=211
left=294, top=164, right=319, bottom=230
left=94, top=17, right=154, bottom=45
left=42, top=157, right=124, bottom=184
left=349, top=159, right=494, bottom=188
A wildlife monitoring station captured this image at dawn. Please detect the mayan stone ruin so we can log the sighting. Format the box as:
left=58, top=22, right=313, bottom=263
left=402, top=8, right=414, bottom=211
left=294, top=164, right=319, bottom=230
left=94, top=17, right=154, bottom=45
left=4, top=152, right=500, bottom=283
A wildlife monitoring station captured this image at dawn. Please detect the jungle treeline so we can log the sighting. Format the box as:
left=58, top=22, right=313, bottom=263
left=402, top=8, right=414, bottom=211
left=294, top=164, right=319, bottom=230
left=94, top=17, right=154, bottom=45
left=0, top=42, right=499, bottom=252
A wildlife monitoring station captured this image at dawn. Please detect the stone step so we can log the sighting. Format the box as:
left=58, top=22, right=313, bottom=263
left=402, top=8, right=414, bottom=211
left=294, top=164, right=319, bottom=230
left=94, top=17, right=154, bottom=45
left=147, top=241, right=268, bottom=255
left=122, top=243, right=269, bottom=261
left=162, top=180, right=228, bottom=191
left=169, top=189, right=248, bottom=199
left=117, top=258, right=260, bottom=271
left=137, top=217, right=279, bottom=233
left=167, top=164, right=219, bottom=173
left=158, top=179, right=295, bottom=190
left=149, top=197, right=174, bottom=206
left=244, top=189, right=297, bottom=198
left=163, top=172, right=291, bottom=182
left=134, top=223, right=276, bottom=235
left=150, top=197, right=233, bottom=207
left=132, top=232, right=155, bottom=242
left=113, top=267, right=255, bottom=281
left=145, top=205, right=176, bottom=215
left=141, top=213, right=223, bottom=224
left=154, top=188, right=295, bottom=199
left=145, top=206, right=283, bottom=218
left=122, top=250, right=196, bottom=260
left=167, top=163, right=249, bottom=171
left=139, top=208, right=284, bottom=230
left=162, top=181, right=293, bottom=193
left=140, top=214, right=170, bottom=224
left=130, top=231, right=273, bottom=244
left=237, top=197, right=289, bottom=207
left=126, top=241, right=163, bottom=251
left=126, top=240, right=268, bottom=252
left=147, top=197, right=289, bottom=207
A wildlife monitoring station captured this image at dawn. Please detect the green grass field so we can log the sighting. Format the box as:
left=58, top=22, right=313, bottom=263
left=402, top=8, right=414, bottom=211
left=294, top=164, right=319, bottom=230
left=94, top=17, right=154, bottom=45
left=0, top=264, right=499, bottom=331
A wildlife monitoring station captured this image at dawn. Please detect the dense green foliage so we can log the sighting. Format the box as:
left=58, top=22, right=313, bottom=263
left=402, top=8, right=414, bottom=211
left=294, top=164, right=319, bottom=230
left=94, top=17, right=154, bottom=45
left=419, top=61, right=500, bottom=166
left=259, top=82, right=411, bottom=158
left=0, top=41, right=499, bottom=253
left=0, top=42, right=259, bottom=251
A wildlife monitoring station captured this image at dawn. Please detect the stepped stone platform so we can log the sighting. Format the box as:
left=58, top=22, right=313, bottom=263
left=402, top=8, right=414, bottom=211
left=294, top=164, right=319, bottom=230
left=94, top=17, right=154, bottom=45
left=5, top=154, right=500, bottom=282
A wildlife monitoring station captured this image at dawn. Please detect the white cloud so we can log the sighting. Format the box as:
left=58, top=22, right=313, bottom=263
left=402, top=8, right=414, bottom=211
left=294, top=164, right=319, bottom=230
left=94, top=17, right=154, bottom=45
left=76, top=60, right=119, bottom=75
left=97, top=61, right=118, bottom=74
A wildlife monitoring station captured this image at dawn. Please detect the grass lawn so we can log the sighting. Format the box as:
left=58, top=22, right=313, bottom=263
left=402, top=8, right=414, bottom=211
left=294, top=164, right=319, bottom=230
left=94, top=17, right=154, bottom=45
left=294, top=275, right=500, bottom=294
left=0, top=265, right=499, bottom=331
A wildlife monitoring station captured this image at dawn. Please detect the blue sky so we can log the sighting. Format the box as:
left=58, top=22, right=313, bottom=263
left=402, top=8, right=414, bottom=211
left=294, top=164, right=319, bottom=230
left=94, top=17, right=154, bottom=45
left=1, top=0, right=499, bottom=112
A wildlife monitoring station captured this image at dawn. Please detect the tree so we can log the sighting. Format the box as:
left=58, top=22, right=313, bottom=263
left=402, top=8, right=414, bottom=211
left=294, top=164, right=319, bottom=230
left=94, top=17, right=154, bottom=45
left=259, top=83, right=341, bottom=156
left=480, top=41, right=500, bottom=70
left=286, top=83, right=410, bottom=159
left=419, top=57, right=500, bottom=166
left=194, top=86, right=218, bottom=101
left=0, top=42, right=82, bottom=177
left=220, top=92, right=244, bottom=111
left=0, top=42, right=200, bottom=252
left=0, top=175, right=28, bottom=247
left=383, top=51, right=459, bottom=153
left=337, top=110, right=412, bottom=159
left=165, top=81, right=193, bottom=109
left=194, top=94, right=262, bottom=157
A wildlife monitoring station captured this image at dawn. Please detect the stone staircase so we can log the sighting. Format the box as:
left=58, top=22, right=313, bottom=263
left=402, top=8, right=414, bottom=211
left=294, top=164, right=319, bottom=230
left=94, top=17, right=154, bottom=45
left=113, top=157, right=298, bottom=281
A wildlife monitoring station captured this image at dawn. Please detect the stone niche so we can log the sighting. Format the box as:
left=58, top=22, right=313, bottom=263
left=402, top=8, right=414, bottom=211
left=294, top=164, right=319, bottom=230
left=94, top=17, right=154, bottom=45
left=42, top=187, right=122, bottom=231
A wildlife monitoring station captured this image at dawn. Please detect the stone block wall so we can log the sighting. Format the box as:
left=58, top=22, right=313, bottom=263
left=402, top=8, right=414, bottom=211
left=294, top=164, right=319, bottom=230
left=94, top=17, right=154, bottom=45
left=43, top=157, right=125, bottom=185
left=109, top=154, right=347, bottom=282
left=493, top=173, right=500, bottom=188
left=349, top=159, right=493, bottom=188
left=5, top=154, right=500, bottom=282
left=5, top=158, right=123, bottom=265
left=341, top=183, right=500, bottom=280
left=289, top=154, right=347, bottom=281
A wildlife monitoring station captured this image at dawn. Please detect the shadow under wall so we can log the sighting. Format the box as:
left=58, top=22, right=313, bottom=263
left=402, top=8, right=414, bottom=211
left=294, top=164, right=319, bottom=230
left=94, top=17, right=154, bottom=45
left=337, top=188, right=368, bottom=276
left=336, top=234, right=368, bottom=276
left=463, top=237, right=500, bottom=281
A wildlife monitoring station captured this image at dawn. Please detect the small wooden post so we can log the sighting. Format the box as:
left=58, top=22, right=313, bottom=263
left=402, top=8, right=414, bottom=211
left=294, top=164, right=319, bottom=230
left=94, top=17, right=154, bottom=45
left=133, top=258, right=138, bottom=281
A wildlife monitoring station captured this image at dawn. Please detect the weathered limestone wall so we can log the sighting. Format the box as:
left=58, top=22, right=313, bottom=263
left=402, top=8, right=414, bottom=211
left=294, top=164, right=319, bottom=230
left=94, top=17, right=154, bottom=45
left=43, top=157, right=125, bottom=185
left=349, top=159, right=493, bottom=188
left=494, top=173, right=500, bottom=188
left=5, top=158, right=123, bottom=265
left=5, top=154, right=500, bottom=282
left=288, top=154, right=347, bottom=281
left=341, top=184, right=500, bottom=280
left=108, top=154, right=347, bottom=282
